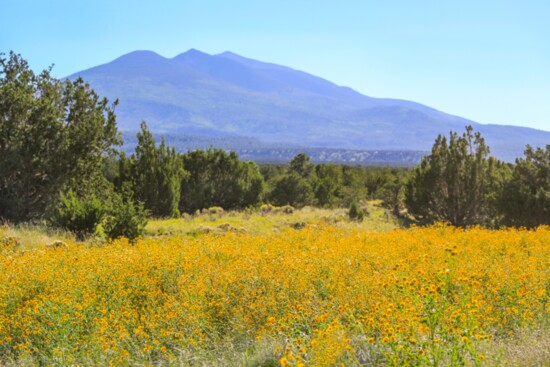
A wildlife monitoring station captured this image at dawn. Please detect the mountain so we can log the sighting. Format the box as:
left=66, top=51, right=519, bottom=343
left=67, top=49, right=550, bottom=163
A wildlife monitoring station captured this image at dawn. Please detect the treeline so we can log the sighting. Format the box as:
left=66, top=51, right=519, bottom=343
left=107, top=122, right=409, bottom=216
left=406, top=126, right=550, bottom=228
left=1, top=53, right=549, bottom=241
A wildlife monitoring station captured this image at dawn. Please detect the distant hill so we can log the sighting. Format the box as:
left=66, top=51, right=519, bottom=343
left=121, top=132, right=426, bottom=166
left=68, top=49, right=550, bottom=163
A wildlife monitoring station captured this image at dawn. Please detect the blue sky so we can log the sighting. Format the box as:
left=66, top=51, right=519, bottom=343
left=2, top=0, right=549, bottom=131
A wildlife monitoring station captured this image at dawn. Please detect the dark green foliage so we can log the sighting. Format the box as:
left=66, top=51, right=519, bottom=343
left=379, top=169, right=408, bottom=215
left=405, top=126, right=503, bottom=227
left=269, top=172, right=314, bottom=208
left=259, top=165, right=287, bottom=182
left=314, top=164, right=343, bottom=207
left=113, top=152, right=133, bottom=192
left=262, top=157, right=412, bottom=209
left=101, top=156, right=120, bottom=184
left=289, top=153, right=315, bottom=179
left=239, top=162, right=265, bottom=209
left=50, top=187, right=149, bottom=241
left=267, top=153, right=315, bottom=208
left=0, top=52, right=120, bottom=222
left=131, top=122, right=185, bottom=217
left=339, top=166, right=368, bottom=206
left=103, top=190, right=149, bottom=241
left=133, top=122, right=158, bottom=208
left=50, top=191, right=104, bottom=240
left=180, top=148, right=264, bottom=213
left=499, top=145, right=550, bottom=228
left=348, top=200, right=364, bottom=222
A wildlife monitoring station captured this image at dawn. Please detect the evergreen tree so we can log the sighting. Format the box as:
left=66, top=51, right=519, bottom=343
left=380, top=169, right=408, bottom=215
left=289, top=152, right=315, bottom=179
left=269, top=153, right=315, bottom=207
left=0, top=52, right=120, bottom=221
left=131, top=122, right=185, bottom=217
left=348, top=200, right=364, bottom=221
left=339, top=165, right=368, bottom=206
left=269, top=172, right=315, bottom=208
left=180, top=149, right=263, bottom=213
left=314, top=164, right=343, bottom=207
left=405, top=126, right=500, bottom=227
left=499, top=145, right=550, bottom=227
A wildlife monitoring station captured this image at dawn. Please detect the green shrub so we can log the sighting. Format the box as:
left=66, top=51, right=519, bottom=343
left=50, top=191, right=104, bottom=240
left=50, top=189, right=149, bottom=242
left=348, top=200, right=364, bottom=222
left=104, top=192, right=149, bottom=241
left=281, top=205, right=295, bottom=214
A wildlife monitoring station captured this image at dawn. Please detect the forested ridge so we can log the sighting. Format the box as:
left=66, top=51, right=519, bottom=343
left=1, top=52, right=549, bottom=240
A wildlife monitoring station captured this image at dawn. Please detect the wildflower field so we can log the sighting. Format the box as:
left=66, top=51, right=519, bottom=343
left=0, top=225, right=549, bottom=366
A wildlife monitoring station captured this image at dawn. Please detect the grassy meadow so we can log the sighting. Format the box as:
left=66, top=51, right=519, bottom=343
left=0, top=206, right=549, bottom=366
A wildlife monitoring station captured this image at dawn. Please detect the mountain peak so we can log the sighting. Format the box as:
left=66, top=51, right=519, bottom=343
left=114, top=50, right=165, bottom=62
left=173, top=48, right=211, bottom=61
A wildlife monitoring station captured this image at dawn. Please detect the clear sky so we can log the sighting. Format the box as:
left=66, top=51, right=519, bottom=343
left=2, top=0, right=549, bottom=131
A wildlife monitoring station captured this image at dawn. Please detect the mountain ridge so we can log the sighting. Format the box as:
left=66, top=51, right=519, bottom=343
left=67, top=49, right=550, bottom=162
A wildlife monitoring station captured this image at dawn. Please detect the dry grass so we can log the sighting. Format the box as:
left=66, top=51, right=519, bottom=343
left=483, top=326, right=550, bottom=366
left=146, top=202, right=402, bottom=238
left=1, top=203, right=400, bottom=251
left=0, top=222, right=75, bottom=251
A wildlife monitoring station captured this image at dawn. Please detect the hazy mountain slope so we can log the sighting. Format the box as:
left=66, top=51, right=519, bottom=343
left=67, top=49, right=550, bottom=161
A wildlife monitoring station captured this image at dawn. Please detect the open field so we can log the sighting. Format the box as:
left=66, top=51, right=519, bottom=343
left=1, top=215, right=549, bottom=366
left=0, top=203, right=400, bottom=250
left=146, top=203, right=402, bottom=238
